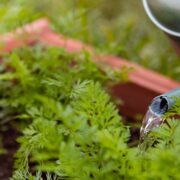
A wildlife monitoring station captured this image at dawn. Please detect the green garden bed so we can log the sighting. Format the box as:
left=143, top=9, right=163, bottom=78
left=0, top=0, right=180, bottom=79
left=1, top=1, right=180, bottom=179
left=0, top=45, right=179, bottom=180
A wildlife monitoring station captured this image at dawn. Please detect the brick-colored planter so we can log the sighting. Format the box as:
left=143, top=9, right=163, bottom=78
left=0, top=18, right=180, bottom=119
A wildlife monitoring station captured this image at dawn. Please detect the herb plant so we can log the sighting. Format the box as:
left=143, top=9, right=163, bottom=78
left=0, top=0, right=180, bottom=179
left=0, top=45, right=129, bottom=179
left=0, top=45, right=179, bottom=179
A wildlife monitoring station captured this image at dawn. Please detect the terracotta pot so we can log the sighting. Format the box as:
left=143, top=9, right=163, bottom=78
left=0, top=18, right=180, bottom=119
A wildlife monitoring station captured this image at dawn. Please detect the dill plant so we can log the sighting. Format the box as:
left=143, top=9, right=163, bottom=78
left=0, top=45, right=180, bottom=180
left=0, top=1, right=180, bottom=178
left=0, top=45, right=129, bottom=179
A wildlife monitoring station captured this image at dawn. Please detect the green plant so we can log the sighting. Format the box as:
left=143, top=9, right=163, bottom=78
left=0, top=45, right=127, bottom=178
left=0, top=45, right=179, bottom=180
left=0, top=1, right=180, bottom=179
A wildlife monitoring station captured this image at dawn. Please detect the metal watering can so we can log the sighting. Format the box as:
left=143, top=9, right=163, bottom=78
left=142, top=0, right=180, bottom=54
left=140, top=1, right=180, bottom=139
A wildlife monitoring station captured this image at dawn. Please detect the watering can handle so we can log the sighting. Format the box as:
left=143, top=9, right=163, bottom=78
left=142, top=0, right=180, bottom=55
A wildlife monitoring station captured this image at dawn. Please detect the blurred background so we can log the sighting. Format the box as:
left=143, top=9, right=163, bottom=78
left=0, top=0, right=180, bottom=79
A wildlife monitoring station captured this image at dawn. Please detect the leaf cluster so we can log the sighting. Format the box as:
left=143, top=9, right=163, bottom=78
left=0, top=45, right=178, bottom=180
left=0, top=45, right=130, bottom=179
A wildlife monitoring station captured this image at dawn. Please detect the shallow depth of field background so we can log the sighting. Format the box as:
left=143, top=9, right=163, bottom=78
left=0, top=0, right=180, bottom=79
left=1, top=1, right=180, bottom=179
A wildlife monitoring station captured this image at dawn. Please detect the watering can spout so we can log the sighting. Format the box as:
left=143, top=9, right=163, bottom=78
left=150, top=88, right=180, bottom=116
left=140, top=88, right=180, bottom=140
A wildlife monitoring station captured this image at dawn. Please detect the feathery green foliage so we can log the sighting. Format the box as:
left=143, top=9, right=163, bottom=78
left=0, top=45, right=129, bottom=179
left=0, top=45, right=179, bottom=180
left=0, top=1, right=180, bottom=179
